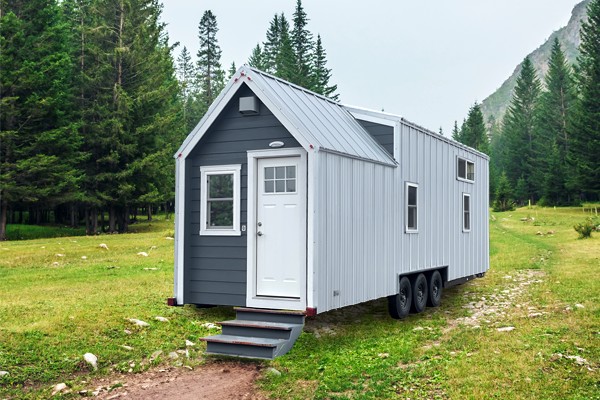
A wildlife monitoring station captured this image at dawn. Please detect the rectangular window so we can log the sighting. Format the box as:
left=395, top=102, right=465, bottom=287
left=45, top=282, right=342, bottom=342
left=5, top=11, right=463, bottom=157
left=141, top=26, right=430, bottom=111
left=200, top=165, right=241, bottom=236
left=463, top=193, right=471, bottom=232
left=406, top=183, right=418, bottom=233
left=457, top=157, right=475, bottom=182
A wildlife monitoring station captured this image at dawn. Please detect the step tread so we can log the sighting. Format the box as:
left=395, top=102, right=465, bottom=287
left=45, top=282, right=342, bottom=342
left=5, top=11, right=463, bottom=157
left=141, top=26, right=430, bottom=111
left=200, top=334, right=286, bottom=348
left=219, top=320, right=300, bottom=330
left=234, top=307, right=306, bottom=316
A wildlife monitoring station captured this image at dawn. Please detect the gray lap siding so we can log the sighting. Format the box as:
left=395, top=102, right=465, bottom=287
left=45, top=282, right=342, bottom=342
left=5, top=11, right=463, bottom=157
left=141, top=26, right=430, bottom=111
left=184, top=84, right=301, bottom=306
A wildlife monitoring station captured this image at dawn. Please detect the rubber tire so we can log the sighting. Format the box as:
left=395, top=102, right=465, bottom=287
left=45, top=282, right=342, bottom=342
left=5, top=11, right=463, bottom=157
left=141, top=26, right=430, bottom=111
left=388, top=276, right=412, bottom=319
left=427, top=270, right=443, bottom=307
left=411, top=273, right=428, bottom=314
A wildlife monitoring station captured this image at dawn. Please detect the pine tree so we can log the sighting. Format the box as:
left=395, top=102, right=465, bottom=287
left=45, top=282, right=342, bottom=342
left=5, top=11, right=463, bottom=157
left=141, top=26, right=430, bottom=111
left=493, top=172, right=515, bottom=212
left=248, top=43, right=265, bottom=71
left=228, top=61, right=237, bottom=79
left=501, top=57, right=542, bottom=201
left=196, top=10, right=225, bottom=113
left=68, top=0, right=181, bottom=233
left=514, top=176, right=529, bottom=206
left=570, top=0, right=600, bottom=200
left=542, top=143, right=567, bottom=205
left=263, top=14, right=281, bottom=74
left=291, top=0, right=313, bottom=89
left=312, top=34, right=338, bottom=100
left=535, top=38, right=575, bottom=204
left=0, top=0, right=82, bottom=239
left=451, top=120, right=462, bottom=142
left=460, top=102, right=489, bottom=154
left=274, top=14, right=296, bottom=82
left=176, top=46, right=202, bottom=132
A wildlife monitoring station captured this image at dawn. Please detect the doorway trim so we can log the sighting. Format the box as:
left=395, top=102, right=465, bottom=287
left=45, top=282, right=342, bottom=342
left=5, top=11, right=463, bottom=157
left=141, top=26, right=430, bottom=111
left=246, top=148, right=307, bottom=310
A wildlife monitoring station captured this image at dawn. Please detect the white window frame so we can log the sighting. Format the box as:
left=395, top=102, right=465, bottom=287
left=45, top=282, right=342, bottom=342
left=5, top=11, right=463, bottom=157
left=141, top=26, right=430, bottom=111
left=463, top=193, right=471, bottom=232
left=405, top=182, right=418, bottom=233
left=199, top=164, right=241, bottom=236
left=457, top=156, right=475, bottom=183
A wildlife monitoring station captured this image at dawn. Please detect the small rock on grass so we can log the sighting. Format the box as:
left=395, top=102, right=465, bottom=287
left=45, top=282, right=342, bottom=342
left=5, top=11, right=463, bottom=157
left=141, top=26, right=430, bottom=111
left=99, top=243, right=109, bottom=250
left=266, top=367, right=281, bottom=376
left=0, top=371, right=9, bottom=377
left=185, top=340, right=195, bottom=347
left=497, top=326, right=515, bottom=332
left=84, top=353, right=98, bottom=370
left=150, top=350, right=163, bottom=361
left=200, top=322, right=219, bottom=330
left=52, top=383, right=68, bottom=395
left=137, top=252, right=149, bottom=257
left=575, top=303, right=585, bottom=309
left=168, top=352, right=179, bottom=360
left=121, top=345, right=133, bottom=351
left=127, top=318, right=150, bottom=327
left=155, top=316, right=169, bottom=322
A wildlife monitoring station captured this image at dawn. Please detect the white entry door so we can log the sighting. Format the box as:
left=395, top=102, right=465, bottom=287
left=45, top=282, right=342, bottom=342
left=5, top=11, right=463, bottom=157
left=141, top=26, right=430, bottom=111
left=256, top=156, right=306, bottom=298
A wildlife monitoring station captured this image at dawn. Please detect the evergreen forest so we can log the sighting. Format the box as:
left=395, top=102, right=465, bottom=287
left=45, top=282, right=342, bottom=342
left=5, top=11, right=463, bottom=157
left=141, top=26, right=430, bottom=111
left=0, top=0, right=337, bottom=239
left=1, top=0, right=599, bottom=240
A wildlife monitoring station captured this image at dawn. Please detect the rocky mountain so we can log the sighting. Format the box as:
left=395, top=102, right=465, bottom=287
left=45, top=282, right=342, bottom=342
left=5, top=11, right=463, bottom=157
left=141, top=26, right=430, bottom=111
left=481, top=0, right=591, bottom=124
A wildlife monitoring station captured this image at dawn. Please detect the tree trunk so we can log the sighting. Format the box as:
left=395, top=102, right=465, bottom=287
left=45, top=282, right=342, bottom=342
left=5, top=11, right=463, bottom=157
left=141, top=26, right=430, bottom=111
left=70, top=204, right=77, bottom=228
left=91, top=207, right=98, bottom=234
left=85, top=208, right=91, bottom=235
left=0, top=199, right=8, bottom=241
left=109, top=206, right=116, bottom=233
left=147, top=203, right=152, bottom=221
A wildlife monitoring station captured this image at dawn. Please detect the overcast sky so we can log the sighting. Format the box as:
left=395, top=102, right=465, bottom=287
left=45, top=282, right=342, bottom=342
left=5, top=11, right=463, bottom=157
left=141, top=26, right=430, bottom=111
left=160, top=0, right=581, bottom=134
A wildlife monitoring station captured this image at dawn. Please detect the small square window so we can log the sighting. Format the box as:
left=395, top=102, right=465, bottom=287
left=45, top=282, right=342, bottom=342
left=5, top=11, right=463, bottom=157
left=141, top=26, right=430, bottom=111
left=263, top=165, right=297, bottom=194
left=457, top=157, right=475, bottom=182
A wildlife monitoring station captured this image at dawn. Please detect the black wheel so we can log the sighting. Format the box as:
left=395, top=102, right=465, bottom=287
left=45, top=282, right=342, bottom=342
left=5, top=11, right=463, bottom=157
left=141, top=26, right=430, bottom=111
left=427, top=270, right=443, bottom=307
left=388, top=276, right=412, bottom=319
left=411, top=273, right=428, bottom=313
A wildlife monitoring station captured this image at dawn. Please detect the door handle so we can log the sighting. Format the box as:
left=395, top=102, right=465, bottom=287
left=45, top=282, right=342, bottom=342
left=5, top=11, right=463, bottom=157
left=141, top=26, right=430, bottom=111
left=257, top=231, right=263, bottom=236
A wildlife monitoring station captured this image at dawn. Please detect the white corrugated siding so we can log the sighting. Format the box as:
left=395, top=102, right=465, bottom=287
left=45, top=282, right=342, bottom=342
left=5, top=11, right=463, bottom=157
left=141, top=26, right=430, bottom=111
left=314, top=120, right=489, bottom=313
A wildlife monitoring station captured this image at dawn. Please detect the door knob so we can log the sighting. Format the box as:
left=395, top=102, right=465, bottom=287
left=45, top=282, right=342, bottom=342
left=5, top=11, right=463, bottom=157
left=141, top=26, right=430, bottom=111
left=257, top=231, right=263, bottom=236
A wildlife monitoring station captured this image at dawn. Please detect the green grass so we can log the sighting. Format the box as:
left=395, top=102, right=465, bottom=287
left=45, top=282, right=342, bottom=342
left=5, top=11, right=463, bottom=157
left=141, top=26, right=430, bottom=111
left=0, top=215, right=235, bottom=399
left=0, top=208, right=598, bottom=399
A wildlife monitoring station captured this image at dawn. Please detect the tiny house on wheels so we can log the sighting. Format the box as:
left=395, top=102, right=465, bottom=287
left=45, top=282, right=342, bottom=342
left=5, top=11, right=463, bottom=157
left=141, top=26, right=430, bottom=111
left=172, top=66, right=489, bottom=359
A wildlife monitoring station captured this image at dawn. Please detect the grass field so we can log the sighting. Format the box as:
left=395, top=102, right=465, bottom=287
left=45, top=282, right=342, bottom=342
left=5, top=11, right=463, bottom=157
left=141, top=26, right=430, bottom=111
left=0, top=208, right=598, bottom=399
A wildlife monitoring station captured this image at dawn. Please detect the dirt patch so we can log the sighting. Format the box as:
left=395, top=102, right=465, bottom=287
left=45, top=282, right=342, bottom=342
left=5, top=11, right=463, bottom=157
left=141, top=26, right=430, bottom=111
left=86, top=362, right=267, bottom=400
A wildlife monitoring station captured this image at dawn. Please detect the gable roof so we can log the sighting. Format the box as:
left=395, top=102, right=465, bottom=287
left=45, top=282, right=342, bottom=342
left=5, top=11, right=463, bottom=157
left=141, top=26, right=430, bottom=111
left=176, top=66, right=396, bottom=166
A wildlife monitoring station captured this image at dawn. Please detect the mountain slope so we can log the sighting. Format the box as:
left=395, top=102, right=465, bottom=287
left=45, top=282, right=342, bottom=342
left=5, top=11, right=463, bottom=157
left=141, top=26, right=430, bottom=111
left=481, top=0, right=590, bottom=124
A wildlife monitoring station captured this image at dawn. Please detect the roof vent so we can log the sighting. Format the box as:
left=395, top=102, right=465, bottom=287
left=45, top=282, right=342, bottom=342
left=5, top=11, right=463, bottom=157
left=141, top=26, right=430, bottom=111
left=239, top=96, right=259, bottom=115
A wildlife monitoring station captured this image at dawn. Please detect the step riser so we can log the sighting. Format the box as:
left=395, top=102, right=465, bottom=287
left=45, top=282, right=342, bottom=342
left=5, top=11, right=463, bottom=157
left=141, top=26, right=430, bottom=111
left=206, top=342, right=276, bottom=360
left=221, top=325, right=292, bottom=340
left=235, top=310, right=305, bottom=325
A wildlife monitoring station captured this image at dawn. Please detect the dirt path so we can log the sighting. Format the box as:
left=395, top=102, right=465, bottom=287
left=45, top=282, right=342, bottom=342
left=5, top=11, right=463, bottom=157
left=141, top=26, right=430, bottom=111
left=88, top=362, right=266, bottom=400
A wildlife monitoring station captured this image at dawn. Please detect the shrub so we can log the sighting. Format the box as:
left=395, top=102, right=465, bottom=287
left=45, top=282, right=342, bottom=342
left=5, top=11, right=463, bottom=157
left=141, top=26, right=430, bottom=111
left=573, top=217, right=598, bottom=239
